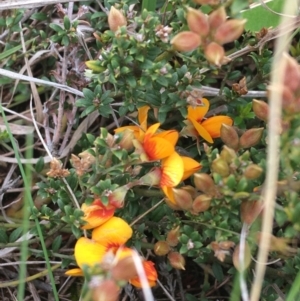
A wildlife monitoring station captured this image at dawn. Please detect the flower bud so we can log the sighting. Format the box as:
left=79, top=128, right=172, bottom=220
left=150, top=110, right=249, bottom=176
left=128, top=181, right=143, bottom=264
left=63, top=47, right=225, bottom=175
left=232, top=242, right=251, bottom=272
left=252, top=99, right=269, bottom=122
left=171, top=31, right=201, bottom=52
left=194, top=173, right=216, bottom=195
left=91, top=279, right=120, bottom=301
left=220, top=146, right=237, bottom=163
left=166, top=226, right=180, bottom=247
left=239, top=128, right=264, bottom=149
left=108, top=184, right=131, bottom=208
left=212, top=156, right=230, bottom=177
left=204, top=42, right=225, bottom=66
left=214, top=19, right=246, bottom=45
left=208, top=6, right=226, bottom=30
left=191, top=194, right=211, bottom=213
left=168, top=252, right=186, bottom=270
left=112, top=260, right=137, bottom=281
left=281, top=52, right=300, bottom=92
left=117, top=129, right=135, bottom=151
left=139, top=168, right=162, bottom=186
left=187, top=8, right=209, bottom=37
left=243, top=164, right=263, bottom=180
left=172, top=187, right=193, bottom=210
left=108, top=6, right=127, bottom=32
left=220, top=124, right=239, bottom=150
left=154, top=241, right=170, bottom=256
left=240, top=200, right=263, bottom=224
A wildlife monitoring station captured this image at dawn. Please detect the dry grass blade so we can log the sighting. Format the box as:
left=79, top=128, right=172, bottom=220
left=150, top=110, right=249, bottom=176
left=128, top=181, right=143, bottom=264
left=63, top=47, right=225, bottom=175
left=249, top=1, right=298, bottom=300
left=0, top=0, right=89, bottom=10
left=0, top=68, right=84, bottom=97
left=0, top=121, right=33, bottom=135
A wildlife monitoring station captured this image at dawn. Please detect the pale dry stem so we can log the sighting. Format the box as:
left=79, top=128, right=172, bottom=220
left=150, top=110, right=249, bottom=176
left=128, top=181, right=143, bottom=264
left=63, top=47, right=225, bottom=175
left=249, top=1, right=298, bottom=300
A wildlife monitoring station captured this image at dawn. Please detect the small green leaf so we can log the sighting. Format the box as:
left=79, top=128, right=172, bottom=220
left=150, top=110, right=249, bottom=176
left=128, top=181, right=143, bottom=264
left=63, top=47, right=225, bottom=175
left=0, top=228, right=8, bottom=243
left=64, top=16, right=71, bottom=30
left=35, top=157, right=45, bottom=173
left=49, top=23, right=64, bottom=33
left=9, top=227, right=23, bottom=242
left=52, top=235, right=62, bottom=252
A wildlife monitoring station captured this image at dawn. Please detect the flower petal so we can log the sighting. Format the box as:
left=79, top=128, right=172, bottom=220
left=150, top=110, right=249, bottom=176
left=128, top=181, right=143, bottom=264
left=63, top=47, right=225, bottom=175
left=74, top=237, right=107, bottom=268
left=181, top=156, right=202, bottom=180
left=115, top=125, right=140, bottom=138
left=81, top=199, right=115, bottom=230
left=187, top=98, right=210, bottom=121
left=155, top=130, right=179, bottom=146
left=144, top=123, right=160, bottom=139
left=201, top=116, right=233, bottom=138
left=138, top=106, right=150, bottom=131
left=92, top=217, right=133, bottom=247
left=144, top=136, right=176, bottom=161
left=162, top=186, right=175, bottom=204
left=129, top=261, right=158, bottom=288
left=160, top=152, right=184, bottom=187
left=188, top=117, right=213, bottom=143
left=65, top=268, right=83, bottom=276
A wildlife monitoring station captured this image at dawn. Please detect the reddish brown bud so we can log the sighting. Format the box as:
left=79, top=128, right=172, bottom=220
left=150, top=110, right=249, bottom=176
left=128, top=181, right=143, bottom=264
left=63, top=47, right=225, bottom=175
left=252, top=99, right=269, bottom=122
left=211, top=156, right=230, bottom=177
left=232, top=242, right=251, bottom=272
left=111, top=256, right=137, bottom=281
left=187, top=8, right=209, bottom=37
left=172, top=188, right=193, bottom=210
left=191, top=194, right=211, bottom=213
left=208, top=6, right=226, bottom=30
left=214, top=19, right=246, bottom=45
left=194, top=173, right=216, bottom=195
left=168, top=252, right=186, bottom=270
left=220, top=124, right=239, bottom=150
left=154, top=241, right=170, bottom=256
left=282, top=52, right=300, bottom=92
left=108, top=6, right=127, bottom=32
left=91, top=279, right=120, bottom=301
left=204, top=42, right=225, bottom=66
left=171, top=31, right=201, bottom=52
left=241, top=200, right=263, bottom=225
left=166, top=226, right=180, bottom=247
left=239, top=128, right=264, bottom=149
left=243, top=164, right=263, bottom=180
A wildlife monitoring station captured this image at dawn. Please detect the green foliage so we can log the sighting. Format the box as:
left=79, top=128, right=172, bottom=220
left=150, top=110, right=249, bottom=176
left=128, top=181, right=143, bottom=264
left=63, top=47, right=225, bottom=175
left=2, top=0, right=300, bottom=300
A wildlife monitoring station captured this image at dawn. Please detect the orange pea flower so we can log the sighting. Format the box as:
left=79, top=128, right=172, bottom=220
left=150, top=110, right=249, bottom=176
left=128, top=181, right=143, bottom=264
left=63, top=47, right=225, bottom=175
left=129, top=261, right=158, bottom=288
left=81, top=199, right=115, bottom=230
left=65, top=217, right=133, bottom=277
left=134, top=123, right=179, bottom=162
left=140, top=153, right=201, bottom=189
left=92, top=216, right=133, bottom=247
left=160, top=151, right=184, bottom=187
left=114, top=106, right=150, bottom=142
left=182, top=98, right=233, bottom=143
